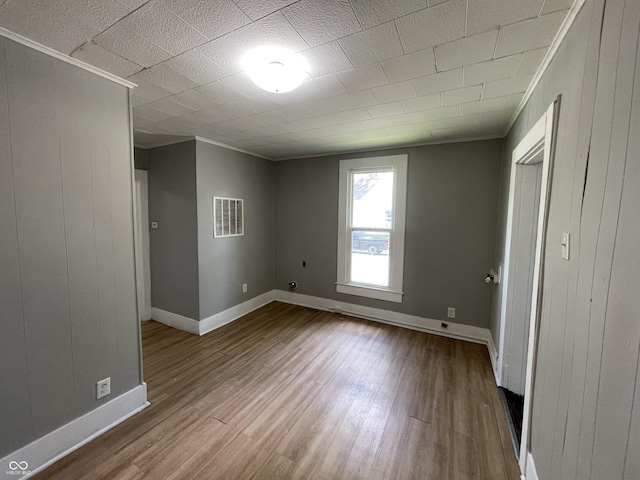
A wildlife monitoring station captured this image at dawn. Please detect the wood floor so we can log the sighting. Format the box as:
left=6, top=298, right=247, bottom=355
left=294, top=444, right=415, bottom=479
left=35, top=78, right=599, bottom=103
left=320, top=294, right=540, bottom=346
left=34, top=302, right=520, bottom=479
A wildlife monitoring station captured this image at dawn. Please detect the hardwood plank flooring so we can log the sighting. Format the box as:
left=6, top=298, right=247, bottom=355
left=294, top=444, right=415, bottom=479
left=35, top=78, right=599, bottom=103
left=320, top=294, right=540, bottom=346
left=33, top=302, right=519, bottom=479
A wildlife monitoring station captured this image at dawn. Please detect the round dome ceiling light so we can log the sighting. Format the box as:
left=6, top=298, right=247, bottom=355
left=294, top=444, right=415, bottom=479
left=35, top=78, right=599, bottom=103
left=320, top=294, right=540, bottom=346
left=241, top=47, right=309, bottom=94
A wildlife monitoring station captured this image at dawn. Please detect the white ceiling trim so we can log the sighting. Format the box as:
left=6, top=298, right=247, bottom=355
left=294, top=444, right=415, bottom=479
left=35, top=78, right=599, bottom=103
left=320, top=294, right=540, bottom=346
left=0, top=27, right=137, bottom=89
left=275, top=134, right=505, bottom=161
left=503, top=0, right=587, bottom=135
left=194, top=136, right=273, bottom=160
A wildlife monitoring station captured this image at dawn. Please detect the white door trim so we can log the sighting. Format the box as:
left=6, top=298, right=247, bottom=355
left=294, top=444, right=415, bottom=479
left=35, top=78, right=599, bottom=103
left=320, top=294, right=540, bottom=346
left=497, top=99, right=559, bottom=473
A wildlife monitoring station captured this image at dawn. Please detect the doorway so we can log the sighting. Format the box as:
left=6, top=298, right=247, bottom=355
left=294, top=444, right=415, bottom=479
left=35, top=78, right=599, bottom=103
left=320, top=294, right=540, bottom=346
left=134, top=169, right=151, bottom=322
left=497, top=98, right=559, bottom=474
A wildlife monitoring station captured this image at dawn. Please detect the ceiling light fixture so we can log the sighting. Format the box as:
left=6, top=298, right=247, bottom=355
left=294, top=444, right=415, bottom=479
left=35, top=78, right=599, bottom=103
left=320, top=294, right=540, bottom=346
left=241, top=47, right=309, bottom=94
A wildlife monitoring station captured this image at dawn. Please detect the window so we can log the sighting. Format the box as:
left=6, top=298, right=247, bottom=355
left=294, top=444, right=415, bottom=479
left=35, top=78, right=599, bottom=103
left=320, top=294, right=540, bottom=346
left=213, top=197, right=244, bottom=238
left=337, top=155, right=407, bottom=303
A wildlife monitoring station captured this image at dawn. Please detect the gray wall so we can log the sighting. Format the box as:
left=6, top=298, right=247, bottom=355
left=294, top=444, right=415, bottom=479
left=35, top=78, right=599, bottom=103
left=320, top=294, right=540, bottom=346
left=148, top=140, right=200, bottom=320
left=0, top=37, right=141, bottom=457
left=196, top=141, right=274, bottom=320
left=491, top=0, right=640, bottom=478
left=274, top=140, right=503, bottom=328
left=134, top=146, right=149, bottom=170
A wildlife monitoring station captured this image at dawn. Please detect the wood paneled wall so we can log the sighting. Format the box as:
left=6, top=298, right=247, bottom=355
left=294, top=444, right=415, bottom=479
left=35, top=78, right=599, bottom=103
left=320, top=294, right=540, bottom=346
left=0, top=37, right=141, bottom=457
left=492, top=0, right=640, bottom=478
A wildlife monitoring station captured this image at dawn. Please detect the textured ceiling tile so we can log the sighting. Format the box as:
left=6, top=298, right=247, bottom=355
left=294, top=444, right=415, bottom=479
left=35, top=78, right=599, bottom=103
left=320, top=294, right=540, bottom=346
left=131, top=93, right=151, bottom=108
left=282, top=0, right=361, bottom=47
left=371, top=80, right=417, bottom=103
left=302, top=41, right=353, bottom=78
left=502, top=93, right=525, bottom=108
left=131, top=77, right=174, bottom=103
left=381, top=48, right=436, bottom=83
left=350, top=0, right=426, bottom=29
left=412, top=119, right=447, bottom=131
left=463, top=54, right=521, bottom=86
left=395, top=0, right=465, bottom=53
left=170, top=89, right=225, bottom=110
left=384, top=124, right=415, bottom=136
left=224, top=115, right=267, bottom=131
left=71, top=42, right=142, bottom=78
left=116, top=1, right=208, bottom=55
left=483, top=75, right=533, bottom=99
left=60, top=0, right=135, bottom=31
left=197, top=12, right=309, bottom=73
left=265, top=74, right=348, bottom=106
left=95, top=23, right=172, bottom=67
left=146, top=97, right=196, bottom=116
left=133, top=104, right=173, bottom=123
left=281, top=119, right=318, bottom=132
left=334, top=90, right=380, bottom=110
left=249, top=110, right=288, bottom=126
left=444, top=113, right=483, bottom=128
left=442, top=85, right=482, bottom=105
left=193, top=82, right=243, bottom=105
left=161, top=0, right=250, bottom=40
left=0, top=0, right=98, bottom=54
left=495, top=11, right=567, bottom=58
left=361, top=117, right=395, bottom=129
left=392, top=111, right=426, bottom=125
left=130, top=63, right=199, bottom=94
left=413, top=68, right=463, bottom=96
left=246, top=94, right=282, bottom=114
left=152, top=116, right=202, bottom=133
left=132, top=114, right=155, bottom=128
left=367, top=102, right=405, bottom=118
left=163, top=50, right=230, bottom=85
left=462, top=97, right=509, bottom=115
left=541, top=0, right=573, bottom=15
left=276, top=105, right=315, bottom=121
left=218, top=71, right=268, bottom=97
left=435, top=30, right=498, bottom=71
left=338, top=21, right=404, bottom=68
left=423, top=104, right=462, bottom=120
left=516, top=47, right=548, bottom=76
left=232, top=0, right=298, bottom=20
left=311, top=122, right=366, bottom=138
left=336, top=63, right=389, bottom=92
left=302, top=98, right=346, bottom=116
left=308, top=108, right=372, bottom=128
left=401, top=93, right=441, bottom=113
left=466, top=0, right=544, bottom=36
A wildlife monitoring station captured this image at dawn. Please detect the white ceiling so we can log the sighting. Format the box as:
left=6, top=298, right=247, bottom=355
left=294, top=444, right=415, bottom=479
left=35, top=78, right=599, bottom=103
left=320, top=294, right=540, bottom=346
left=0, top=0, right=573, bottom=159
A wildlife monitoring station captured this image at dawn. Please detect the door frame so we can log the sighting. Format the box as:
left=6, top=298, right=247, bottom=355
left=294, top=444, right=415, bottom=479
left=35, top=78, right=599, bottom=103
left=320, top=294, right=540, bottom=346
left=497, top=98, right=559, bottom=473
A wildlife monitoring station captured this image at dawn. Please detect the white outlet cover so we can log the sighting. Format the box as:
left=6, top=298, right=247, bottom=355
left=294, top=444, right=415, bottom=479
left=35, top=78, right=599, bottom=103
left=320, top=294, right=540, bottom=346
left=447, top=307, right=456, bottom=318
left=97, top=377, right=111, bottom=400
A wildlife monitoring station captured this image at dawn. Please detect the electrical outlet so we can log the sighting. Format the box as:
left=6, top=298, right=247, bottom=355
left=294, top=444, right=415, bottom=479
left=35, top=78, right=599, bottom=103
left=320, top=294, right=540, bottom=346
left=447, top=307, right=456, bottom=318
left=242, top=283, right=247, bottom=293
left=96, top=377, right=110, bottom=400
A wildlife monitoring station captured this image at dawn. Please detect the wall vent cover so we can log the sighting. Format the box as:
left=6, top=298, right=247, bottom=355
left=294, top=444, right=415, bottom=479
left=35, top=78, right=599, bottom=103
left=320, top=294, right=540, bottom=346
left=213, top=197, right=244, bottom=238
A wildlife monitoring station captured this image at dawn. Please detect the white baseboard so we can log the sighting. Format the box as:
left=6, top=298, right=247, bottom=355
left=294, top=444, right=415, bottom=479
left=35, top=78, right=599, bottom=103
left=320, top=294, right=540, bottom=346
left=273, top=290, right=492, bottom=346
left=150, top=307, right=200, bottom=334
left=2, top=384, right=149, bottom=479
left=199, top=291, right=275, bottom=335
left=487, top=332, right=501, bottom=385
left=523, top=451, right=538, bottom=480
left=152, top=291, right=276, bottom=336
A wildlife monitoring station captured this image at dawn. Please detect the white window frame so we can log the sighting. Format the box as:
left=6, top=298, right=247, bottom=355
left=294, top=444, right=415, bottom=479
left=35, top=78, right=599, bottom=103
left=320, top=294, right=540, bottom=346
left=336, top=154, right=408, bottom=303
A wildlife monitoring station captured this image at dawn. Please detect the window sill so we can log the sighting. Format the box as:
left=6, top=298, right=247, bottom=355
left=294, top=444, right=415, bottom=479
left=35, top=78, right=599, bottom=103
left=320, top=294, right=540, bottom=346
left=336, top=283, right=403, bottom=303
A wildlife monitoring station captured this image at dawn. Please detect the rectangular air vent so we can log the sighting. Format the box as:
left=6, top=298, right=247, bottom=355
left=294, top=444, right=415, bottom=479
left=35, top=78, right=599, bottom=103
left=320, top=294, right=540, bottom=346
left=213, top=197, right=244, bottom=238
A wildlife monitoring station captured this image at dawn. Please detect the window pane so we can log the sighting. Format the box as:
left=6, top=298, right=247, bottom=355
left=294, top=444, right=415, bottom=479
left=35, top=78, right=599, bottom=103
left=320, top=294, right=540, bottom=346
left=351, top=170, right=393, bottom=229
left=350, top=231, right=390, bottom=287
